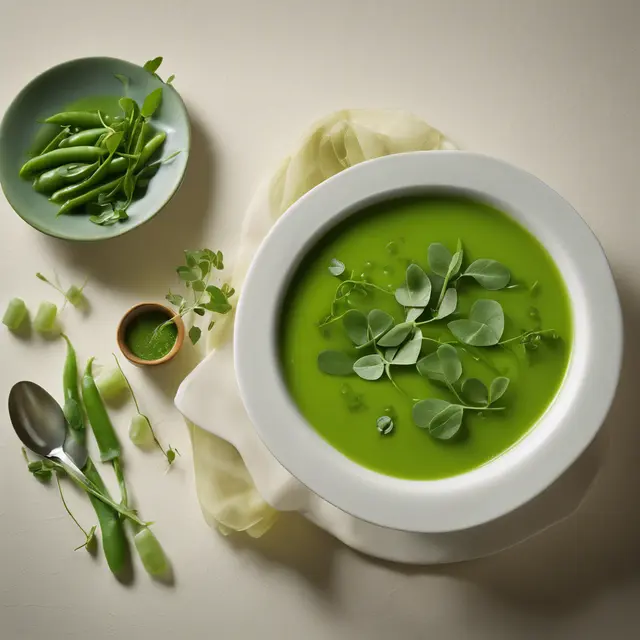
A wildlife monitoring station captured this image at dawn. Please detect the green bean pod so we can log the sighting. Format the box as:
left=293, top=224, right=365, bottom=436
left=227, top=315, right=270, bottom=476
left=32, top=162, right=99, bottom=193
left=19, top=146, right=107, bottom=178
left=135, top=131, right=166, bottom=170
left=81, top=357, right=121, bottom=461
left=83, top=458, right=128, bottom=575
left=45, top=111, right=111, bottom=128
left=61, top=334, right=84, bottom=434
left=57, top=177, right=123, bottom=215
left=50, top=132, right=125, bottom=203
left=58, top=128, right=109, bottom=148
left=38, top=127, right=71, bottom=155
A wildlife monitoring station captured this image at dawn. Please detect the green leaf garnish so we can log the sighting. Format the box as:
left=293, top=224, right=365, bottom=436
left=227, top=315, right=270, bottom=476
left=89, top=207, right=128, bottom=226
left=189, top=326, right=202, bottom=345
left=417, top=344, right=462, bottom=383
left=434, top=287, right=457, bottom=319
left=353, top=354, right=385, bottom=380
left=389, top=329, right=422, bottom=365
left=143, top=57, right=163, bottom=74
left=377, top=322, right=413, bottom=347
left=462, top=259, right=511, bottom=290
left=461, top=378, right=489, bottom=406
left=367, top=309, right=394, bottom=342
left=427, top=243, right=453, bottom=277
left=343, top=310, right=368, bottom=346
left=405, top=307, right=424, bottom=323
left=448, top=299, right=505, bottom=346
left=318, top=350, right=355, bottom=376
left=395, top=264, right=431, bottom=307
left=489, top=376, right=510, bottom=404
left=429, top=403, right=464, bottom=439
left=141, top=88, right=163, bottom=118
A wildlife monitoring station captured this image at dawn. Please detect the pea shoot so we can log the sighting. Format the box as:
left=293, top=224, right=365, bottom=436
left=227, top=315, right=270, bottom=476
left=22, top=448, right=97, bottom=553
left=317, top=240, right=560, bottom=439
left=164, top=249, right=234, bottom=345
left=111, top=354, right=179, bottom=466
left=36, top=271, right=87, bottom=308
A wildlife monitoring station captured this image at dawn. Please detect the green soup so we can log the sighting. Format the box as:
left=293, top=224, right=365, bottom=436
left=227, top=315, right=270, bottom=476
left=280, top=196, right=572, bottom=480
left=125, top=310, right=178, bottom=361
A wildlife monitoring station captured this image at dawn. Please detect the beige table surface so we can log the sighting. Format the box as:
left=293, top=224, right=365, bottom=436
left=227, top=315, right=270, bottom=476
left=1, top=1, right=639, bottom=638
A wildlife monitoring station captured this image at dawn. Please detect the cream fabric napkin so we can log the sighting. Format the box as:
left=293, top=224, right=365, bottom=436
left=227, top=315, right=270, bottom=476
left=189, top=109, right=455, bottom=536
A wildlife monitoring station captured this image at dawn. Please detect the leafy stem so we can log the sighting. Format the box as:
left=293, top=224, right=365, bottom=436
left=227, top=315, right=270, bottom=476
left=499, top=329, right=556, bottom=346
left=56, top=473, right=96, bottom=552
left=112, top=354, right=177, bottom=465
left=163, top=249, right=234, bottom=345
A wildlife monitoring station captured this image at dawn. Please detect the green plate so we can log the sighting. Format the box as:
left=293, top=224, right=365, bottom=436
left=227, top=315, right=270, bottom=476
left=0, top=57, right=190, bottom=241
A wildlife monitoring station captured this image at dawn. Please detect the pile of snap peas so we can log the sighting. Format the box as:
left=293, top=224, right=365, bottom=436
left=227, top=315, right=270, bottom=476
left=60, top=335, right=169, bottom=579
left=19, top=86, right=173, bottom=225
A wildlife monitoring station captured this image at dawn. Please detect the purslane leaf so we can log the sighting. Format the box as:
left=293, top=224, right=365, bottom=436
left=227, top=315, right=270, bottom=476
left=461, top=378, right=489, bottom=406
left=448, top=299, right=504, bottom=346
left=395, top=264, right=431, bottom=307
left=463, top=259, right=510, bottom=290
left=343, top=310, right=368, bottom=346
left=353, top=354, right=385, bottom=380
left=318, top=350, right=355, bottom=376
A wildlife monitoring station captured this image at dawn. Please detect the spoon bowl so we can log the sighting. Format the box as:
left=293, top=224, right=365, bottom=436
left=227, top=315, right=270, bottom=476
left=8, top=381, right=88, bottom=468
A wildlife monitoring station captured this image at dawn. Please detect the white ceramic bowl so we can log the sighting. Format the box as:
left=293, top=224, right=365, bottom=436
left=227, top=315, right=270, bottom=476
left=234, top=151, right=622, bottom=533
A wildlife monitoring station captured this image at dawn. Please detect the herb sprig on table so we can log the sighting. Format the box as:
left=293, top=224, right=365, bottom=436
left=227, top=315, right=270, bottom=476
left=317, top=240, right=558, bottom=439
left=165, top=249, right=235, bottom=345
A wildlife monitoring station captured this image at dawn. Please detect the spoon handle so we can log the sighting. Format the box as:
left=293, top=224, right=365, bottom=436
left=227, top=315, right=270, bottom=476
left=53, top=448, right=91, bottom=485
left=50, top=449, right=146, bottom=527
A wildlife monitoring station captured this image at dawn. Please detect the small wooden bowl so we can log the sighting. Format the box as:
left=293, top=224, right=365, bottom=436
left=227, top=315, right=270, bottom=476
left=117, top=302, right=185, bottom=366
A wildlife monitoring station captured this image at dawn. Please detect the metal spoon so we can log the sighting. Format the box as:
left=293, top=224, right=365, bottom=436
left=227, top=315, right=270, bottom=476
left=8, top=381, right=144, bottom=525
left=9, top=381, right=88, bottom=481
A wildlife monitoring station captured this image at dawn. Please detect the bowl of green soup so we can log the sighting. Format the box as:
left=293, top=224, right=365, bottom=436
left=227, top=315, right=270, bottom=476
left=234, top=151, right=622, bottom=533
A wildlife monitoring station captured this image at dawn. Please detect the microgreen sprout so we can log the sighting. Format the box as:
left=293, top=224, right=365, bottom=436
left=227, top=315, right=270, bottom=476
left=111, top=355, right=177, bottom=466
left=164, top=249, right=234, bottom=345
left=36, top=272, right=88, bottom=308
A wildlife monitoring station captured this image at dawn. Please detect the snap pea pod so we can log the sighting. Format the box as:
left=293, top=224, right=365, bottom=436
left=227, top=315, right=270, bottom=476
left=59, top=128, right=109, bottom=148
left=82, top=358, right=132, bottom=521
left=19, top=146, right=107, bottom=178
left=61, top=334, right=84, bottom=434
left=48, top=133, right=165, bottom=202
left=39, top=127, right=71, bottom=155
left=33, top=162, right=99, bottom=193
left=83, top=458, right=129, bottom=576
left=56, top=178, right=123, bottom=216
left=81, top=357, right=122, bottom=462
left=45, top=111, right=111, bottom=128
left=50, top=132, right=124, bottom=204
left=135, top=131, right=166, bottom=170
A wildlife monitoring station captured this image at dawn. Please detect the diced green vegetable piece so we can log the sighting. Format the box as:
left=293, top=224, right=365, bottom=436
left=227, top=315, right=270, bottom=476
left=2, top=298, right=27, bottom=330
left=33, top=301, right=58, bottom=333
left=95, top=365, right=128, bottom=401
left=65, top=285, right=84, bottom=307
left=134, top=527, right=170, bottom=577
left=129, top=414, right=154, bottom=447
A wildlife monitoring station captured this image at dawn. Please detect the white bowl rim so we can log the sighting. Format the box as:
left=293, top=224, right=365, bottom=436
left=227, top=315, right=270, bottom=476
left=234, top=151, right=622, bottom=533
